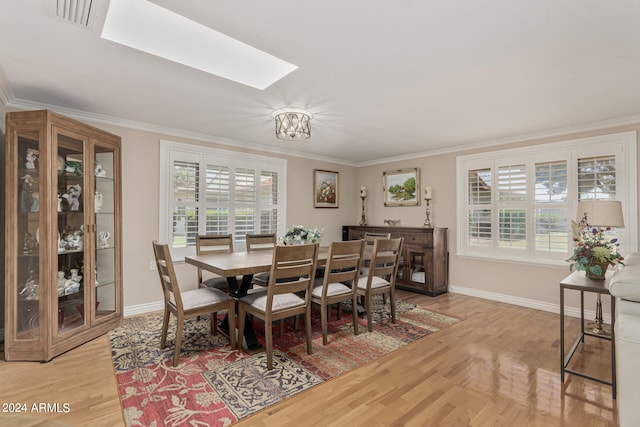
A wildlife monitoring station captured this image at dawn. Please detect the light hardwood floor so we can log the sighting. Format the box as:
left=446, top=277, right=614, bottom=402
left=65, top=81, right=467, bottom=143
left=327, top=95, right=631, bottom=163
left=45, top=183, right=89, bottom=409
left=0, top=291, right=618, bottom=426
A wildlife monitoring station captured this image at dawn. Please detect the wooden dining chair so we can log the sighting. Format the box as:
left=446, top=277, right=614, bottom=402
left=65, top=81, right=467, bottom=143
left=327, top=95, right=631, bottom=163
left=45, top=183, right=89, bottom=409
left=152, top=241, right=236, bottom=367
left=196, top=234, right=234, bottom=293
left=237, top=243, right=319, bottom=370
left=311, top=240, right=364, bottom=345
left=361, top=232, right=391, bottom=276
left=246, top=233, right=277, bottom=288
left=355, top=237, right=403, bottom=332
left=361, top=232, right=392, bottom=303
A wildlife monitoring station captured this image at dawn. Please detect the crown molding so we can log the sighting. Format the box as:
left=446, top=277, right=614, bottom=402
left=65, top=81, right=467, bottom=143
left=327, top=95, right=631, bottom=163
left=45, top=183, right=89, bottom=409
left=357, top=113, right=640, bottom=167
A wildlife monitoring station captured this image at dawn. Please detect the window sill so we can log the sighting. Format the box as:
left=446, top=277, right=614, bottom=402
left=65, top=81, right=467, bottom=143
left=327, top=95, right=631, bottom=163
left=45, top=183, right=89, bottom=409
left=455, top=252, right=569, bottom=269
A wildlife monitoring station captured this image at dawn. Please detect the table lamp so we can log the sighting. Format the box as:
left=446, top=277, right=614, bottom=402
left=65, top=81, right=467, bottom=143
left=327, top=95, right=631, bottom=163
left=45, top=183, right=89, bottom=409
left=576, top=200, right=624, bottom=335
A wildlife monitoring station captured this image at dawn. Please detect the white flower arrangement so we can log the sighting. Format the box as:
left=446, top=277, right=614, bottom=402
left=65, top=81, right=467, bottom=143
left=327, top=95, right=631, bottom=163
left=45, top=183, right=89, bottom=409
left=280, top=225, right=323, bottom=245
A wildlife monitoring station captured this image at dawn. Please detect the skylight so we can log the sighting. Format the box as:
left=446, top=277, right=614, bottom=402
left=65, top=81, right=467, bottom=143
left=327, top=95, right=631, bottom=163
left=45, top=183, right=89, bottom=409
left=100, top=0, right=297, bottom=90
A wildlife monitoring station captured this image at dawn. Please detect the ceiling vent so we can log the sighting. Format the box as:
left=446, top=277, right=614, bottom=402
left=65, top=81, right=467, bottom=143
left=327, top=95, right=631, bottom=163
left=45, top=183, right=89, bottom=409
left=54, top=0, right=94, bottom=28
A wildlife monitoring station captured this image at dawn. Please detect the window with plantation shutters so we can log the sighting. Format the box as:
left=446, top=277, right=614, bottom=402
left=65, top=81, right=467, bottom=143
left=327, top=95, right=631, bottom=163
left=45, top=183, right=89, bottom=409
left=171, top=160, right=199, bottom=248
left=457, top=132, right=636, bottom=264
left=497, top=163, right=526, bottom=249
left=534, top=160, right=568, bottom=252
left=160, top=141, right=287, bottom=259
left=260, top=171, right=279, bottom=234
left=205, top=164, right=230, bottom=235
left=467, top=168, right=492, bottom=249
left=578, top=155, right=616, bottom=201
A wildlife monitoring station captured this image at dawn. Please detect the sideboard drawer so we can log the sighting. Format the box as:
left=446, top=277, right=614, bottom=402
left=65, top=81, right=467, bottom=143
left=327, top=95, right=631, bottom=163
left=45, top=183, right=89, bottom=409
left=395, top=231, right=433, bottom=246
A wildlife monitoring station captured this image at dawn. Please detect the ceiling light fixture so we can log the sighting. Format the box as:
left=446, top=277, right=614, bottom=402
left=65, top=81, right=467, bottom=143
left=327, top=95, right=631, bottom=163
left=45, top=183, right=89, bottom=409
left=273, top=108, right=312, bottom=141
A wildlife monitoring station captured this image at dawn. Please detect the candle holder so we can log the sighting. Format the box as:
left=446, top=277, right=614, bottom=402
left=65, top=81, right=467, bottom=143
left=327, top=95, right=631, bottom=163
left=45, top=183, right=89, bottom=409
left=423, top=198, right=432, bottom=227
left=359, top=194, right=367, bottom=226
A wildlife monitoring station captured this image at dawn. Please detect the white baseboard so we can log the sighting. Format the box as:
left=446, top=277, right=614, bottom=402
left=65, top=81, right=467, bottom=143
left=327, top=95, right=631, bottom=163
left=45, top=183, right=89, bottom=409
left=448, top=284, right=612, bottom=324
left=123, top=301, right=163, bottom=317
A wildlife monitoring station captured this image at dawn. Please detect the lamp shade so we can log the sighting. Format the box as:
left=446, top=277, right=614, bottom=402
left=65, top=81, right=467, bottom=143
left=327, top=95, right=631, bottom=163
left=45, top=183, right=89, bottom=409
left=576, top=200, right=624, bottom=227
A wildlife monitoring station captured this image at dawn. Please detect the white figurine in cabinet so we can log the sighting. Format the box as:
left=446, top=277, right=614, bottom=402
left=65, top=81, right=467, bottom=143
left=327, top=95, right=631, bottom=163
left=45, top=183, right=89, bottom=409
left=57, top=271, right=66, bottom=296
left=57, top=233, right=64, bottom=253
left=94, top=161, right=107, bottom=177
left=19, top=277, right=39, bottom=300
left=66, top=184, right=82, bottom=211
left=64, top=269, right=82, bottom=295
left=99, top=230, right=111, bottom=248
left=25, top=148, right=38, bottom=169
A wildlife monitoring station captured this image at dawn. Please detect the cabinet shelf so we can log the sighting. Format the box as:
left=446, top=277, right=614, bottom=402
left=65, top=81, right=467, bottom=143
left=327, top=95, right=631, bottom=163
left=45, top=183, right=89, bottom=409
left=5, top=109, right=123, bottom=362
left=58, top=249, right=84, bottom=255
left=57, top=288, right=82, bottom=298
left=96, top=280, right=116, bottom=289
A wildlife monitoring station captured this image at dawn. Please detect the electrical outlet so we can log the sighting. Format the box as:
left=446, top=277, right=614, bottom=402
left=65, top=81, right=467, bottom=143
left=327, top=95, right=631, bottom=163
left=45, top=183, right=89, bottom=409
left=149, top=260, right=156, bottom=271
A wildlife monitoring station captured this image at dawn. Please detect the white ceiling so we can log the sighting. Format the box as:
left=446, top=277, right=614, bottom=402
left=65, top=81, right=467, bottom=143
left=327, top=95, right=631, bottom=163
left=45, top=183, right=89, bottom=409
left=2, top=0, right=640, bottom=165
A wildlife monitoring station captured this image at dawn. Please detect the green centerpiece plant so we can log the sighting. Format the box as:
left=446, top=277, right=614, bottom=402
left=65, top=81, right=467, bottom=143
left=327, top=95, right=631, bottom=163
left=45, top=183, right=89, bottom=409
left=566, top=213, right=624, bottom=279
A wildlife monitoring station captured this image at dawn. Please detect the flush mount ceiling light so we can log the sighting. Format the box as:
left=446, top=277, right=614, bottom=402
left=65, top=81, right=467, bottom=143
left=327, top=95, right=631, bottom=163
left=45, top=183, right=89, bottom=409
left=100, top=0, right=297, bottom=90
left=272, top=109, right=312, bottom=141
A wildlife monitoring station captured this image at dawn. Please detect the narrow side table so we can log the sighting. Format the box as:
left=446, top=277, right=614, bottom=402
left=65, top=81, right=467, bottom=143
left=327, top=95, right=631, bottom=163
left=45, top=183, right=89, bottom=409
left=560, top=270, right=616, bottom=398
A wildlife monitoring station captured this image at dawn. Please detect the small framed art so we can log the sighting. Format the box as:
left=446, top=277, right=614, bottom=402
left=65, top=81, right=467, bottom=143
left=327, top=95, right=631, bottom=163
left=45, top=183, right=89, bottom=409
left=383, top=168, right=420, bottom=206
left=314, top=169, right=339, bottom=208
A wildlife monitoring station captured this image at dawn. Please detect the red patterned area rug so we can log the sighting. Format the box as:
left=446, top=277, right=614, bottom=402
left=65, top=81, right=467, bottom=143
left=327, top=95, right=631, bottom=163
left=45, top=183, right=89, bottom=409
left=109, top=299, right=459, bottom=426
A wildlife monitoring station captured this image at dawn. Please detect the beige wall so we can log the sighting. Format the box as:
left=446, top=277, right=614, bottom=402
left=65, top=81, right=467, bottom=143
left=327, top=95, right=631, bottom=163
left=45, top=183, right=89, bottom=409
left=357, top=124, right=640, bottom=315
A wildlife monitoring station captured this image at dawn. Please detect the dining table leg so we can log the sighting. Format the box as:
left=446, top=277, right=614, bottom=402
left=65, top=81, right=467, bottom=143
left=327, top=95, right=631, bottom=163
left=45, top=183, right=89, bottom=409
left=218, top=274, right=262, bottom=350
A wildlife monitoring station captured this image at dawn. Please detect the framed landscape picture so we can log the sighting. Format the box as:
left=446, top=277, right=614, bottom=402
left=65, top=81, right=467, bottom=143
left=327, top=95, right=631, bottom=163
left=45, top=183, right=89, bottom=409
left=314, top=169, right=339, bottom=208
left=383, top=168, right=420, bottom=206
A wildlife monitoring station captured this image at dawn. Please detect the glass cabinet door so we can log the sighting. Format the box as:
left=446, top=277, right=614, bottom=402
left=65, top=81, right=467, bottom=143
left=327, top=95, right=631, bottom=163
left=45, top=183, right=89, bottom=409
left=54, top=129, right=89, bottom=336
left=15, top=130, right=42, bottom=340
left=94, top=145, right=117, bottom=321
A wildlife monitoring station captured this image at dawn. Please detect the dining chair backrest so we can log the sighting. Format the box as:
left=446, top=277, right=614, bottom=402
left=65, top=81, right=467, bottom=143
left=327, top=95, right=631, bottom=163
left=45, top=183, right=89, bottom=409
left=363, top=231, right=391, bottom=256
left=246, top=233, right=277, bottom=252
left=321, top=240, right=365, bottom=293
left=267, top=243, right=319, bottom=301
left=196, top=234, right=234, bottom=283
left=368, top=237, right=403, bottom=284
left=361, top=232, right=391, bottom=272
left=152, top=240, right=184, bottom=311
left=196, top=234, right=234, bottom=255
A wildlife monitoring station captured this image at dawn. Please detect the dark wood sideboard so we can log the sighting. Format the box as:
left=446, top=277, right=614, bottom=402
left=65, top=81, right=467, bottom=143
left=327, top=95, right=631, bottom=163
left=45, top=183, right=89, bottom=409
left=342, top=225, right=449, bottom=296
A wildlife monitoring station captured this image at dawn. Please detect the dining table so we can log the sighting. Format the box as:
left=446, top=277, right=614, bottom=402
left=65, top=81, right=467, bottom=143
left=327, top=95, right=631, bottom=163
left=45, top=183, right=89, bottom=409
left=185, top=246, right=330, bottom=350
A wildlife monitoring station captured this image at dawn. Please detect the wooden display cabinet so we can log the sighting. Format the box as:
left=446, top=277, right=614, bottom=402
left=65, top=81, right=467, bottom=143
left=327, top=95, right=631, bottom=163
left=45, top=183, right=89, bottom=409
left=4, top=110, right=122, bottom=361
left=343, top=225, right=448, bottom=296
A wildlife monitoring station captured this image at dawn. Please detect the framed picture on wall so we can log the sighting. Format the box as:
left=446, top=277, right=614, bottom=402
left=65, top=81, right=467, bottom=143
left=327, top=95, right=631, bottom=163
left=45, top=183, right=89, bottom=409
left=383, top=168, right=420, bottom=206
left=314, top=169, right=339, bottom=208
